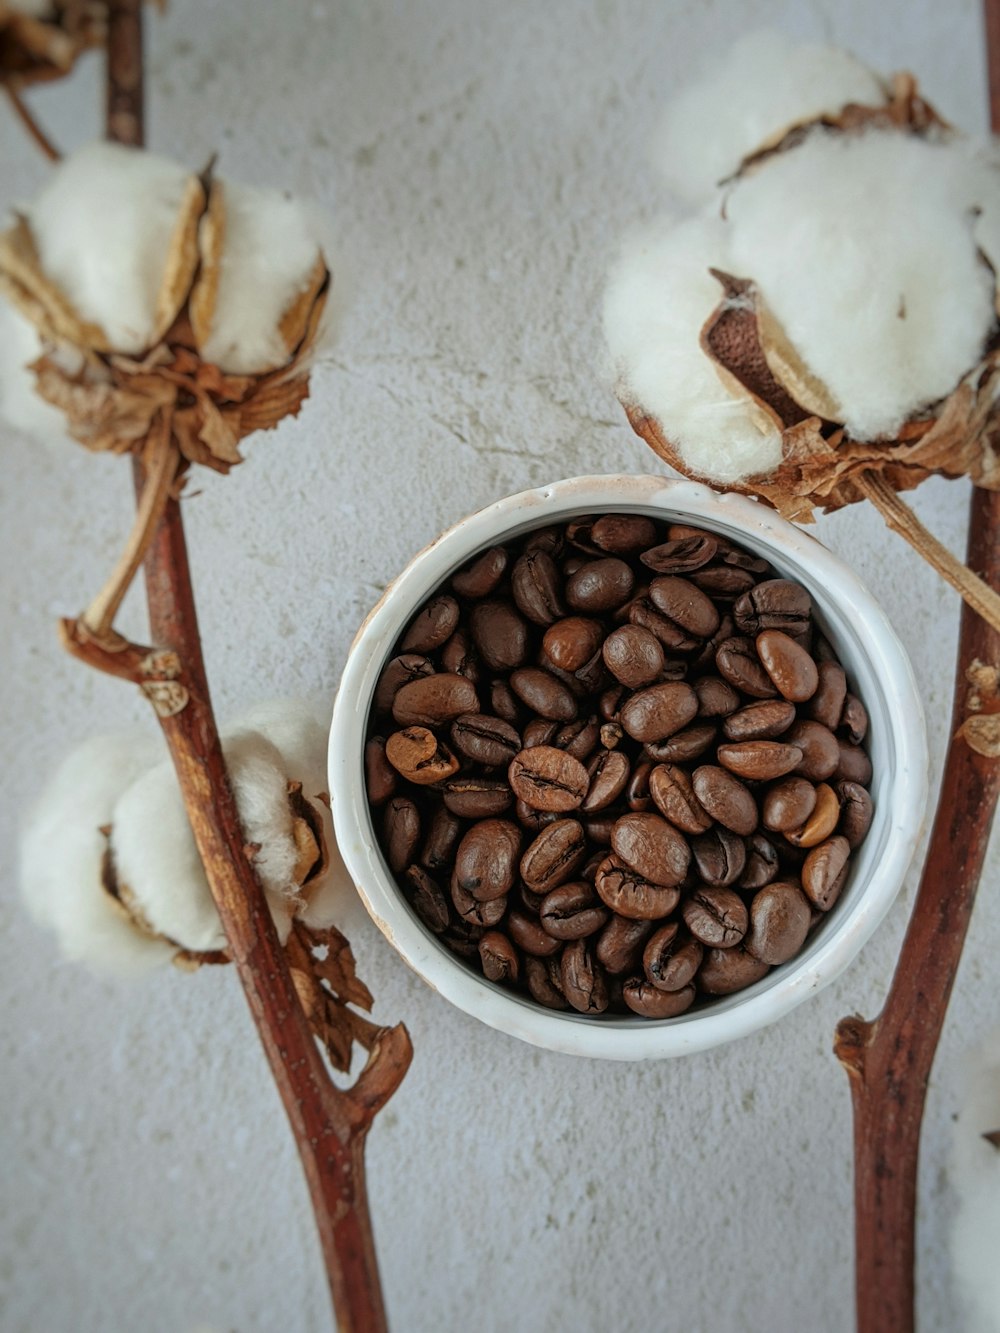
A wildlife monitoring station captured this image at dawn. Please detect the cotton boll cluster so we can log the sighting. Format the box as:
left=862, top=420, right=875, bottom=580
left=0, top=302, right=70, bottom=445
left=949, top=1030, right=1000, bottom=1333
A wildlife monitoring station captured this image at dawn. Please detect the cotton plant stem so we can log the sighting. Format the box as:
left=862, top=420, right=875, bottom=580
left=4, top=85, right=61, bottom=160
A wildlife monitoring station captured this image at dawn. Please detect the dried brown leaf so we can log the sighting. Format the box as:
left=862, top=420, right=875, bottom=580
left=0, top=215, right=109, bottom=351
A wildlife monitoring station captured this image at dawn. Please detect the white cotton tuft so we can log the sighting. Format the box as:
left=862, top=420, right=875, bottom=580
left=726, top=129, right=997, bottom=439
left=0, top=302, right=70, bottom=444
left=197, top=182, right=326, bottom=374
left=27, top=141, right=193, bottom=354
left=19, top=732, right=173, bottom=976
left=654, top=31, right=885, bottom=205
left=603, top=214, right=783, bottom=482
left=949, top=1030, right=1000, bottom=1333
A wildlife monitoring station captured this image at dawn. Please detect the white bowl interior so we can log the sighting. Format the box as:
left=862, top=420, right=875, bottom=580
left=330, top=477, right=928, bottom=1059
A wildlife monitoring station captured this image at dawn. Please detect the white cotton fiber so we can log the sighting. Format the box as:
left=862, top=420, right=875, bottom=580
left=0, top=301, right=69, bottom=444
left=27, top=141, right=193, bottom=354
left=197, top=181, right=325, bottom=374
left=19, top=732, right=173, bottom=976
left=654, top=31, right=885, bottom=205
left=949, top=1030, right=1000, bottom=1333
left=603, top=213, right=783, bottom=482
left=725, top=129, right=997, bottom=439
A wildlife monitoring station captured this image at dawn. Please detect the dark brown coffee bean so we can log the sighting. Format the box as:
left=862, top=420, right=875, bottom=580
left=441, top=920, right=486, bottom=960
left=523, top=718, right=558, bottom=749
left=400, top=595, right=460, bottom=653
left=374, top=654, right=435, bottom=714
left=523, top=955, right=569, bottom=1008
left=644, top=724, right=718, bottom=764
left=715, top=637, right=778, bottom=699
left=450, top=873, right=508, bottom=927
left=762, top=777, right=817, bottom=833
left=540, top=882, right=609, bottom=940
left=784, top=782, right=839, bottom=848
left=643, top=923, right=703, bottom=992
left=640, top=535, right=718, bottom=574
left=692, top=766, right=758, bottom=836
left=525, top=526, right=565, bottom=557
left=602, top=625, right=665, bottom=689
left=441, top=776, right=513, bottom=818
left=839, top=694, right=869, bottom=744
left=649, top=576, right=720, bottom=639
left=520, top=819, right=588, bottom=893
left=689, top=565, right=758, bottom=598
left=756, top=630, right=819, bottom=703
left=835, top=741, right=872, bottom=785
left=479, top=931, right=520, bottom=983
left=581, top=749, right=631, bottom=813
left=697, top=945, right=770, bottom=995
left=383, top=796, right=420, bottom=873
left=596, top=914, right=654, bottom=974
left=385, top=727, right=460, bottom=785
left=561, top=940, right=609, bottom=1014
left=626, top=760, right=654, bottom=812
left=611, top=813, right=691, bottom=887
left=809, top=661, right=848, bottom=729
left=716, top=741, right=804, bottom=782
left=692, top=826, right=747, bottom=887
left=365, top=737, right=396, bottom=805
left=629, top=598, right=699, bottom=651
left=591, top=514, right=658, bottom=553
left=621, top=682, right=699, bottom=743
left=785, top=720, right=840, bottom=781
left=734, top=579, right=812, bottom=636
left=682, top=886, right=748, bottom=948
left=623, top=978, right=696, bottom=1017
left=452, top=546, right=508, bottom=599
left=802, top=835, right=851, bottom=910
left=542, top=617, right=604, bottom=672
left=453, top=819, right=522, bottom=901
left=584, top=814, right=616, bottom=846
left=694, top=676, right=741, bottom=718
left=554, top=715, right=600, bottom=762
left=722, top=699, right=796, bottom=741
left=511, top=550, right=566, bottom=625
left=508, top=911, right=562, bottom=957
left=510, top=667, right=578, bottom=722
left=837, top=781, right=874, bottom=849
left=740, top=833, right=780, bottom=890
left=440, top=628, right=480, bottom=683
left=600, top=685, right=625, bottom=722
left=509, top=746, right=589, bottom=812
left=420, top=806, right=462, bottom=873
left=566, top=558, right=635, bottom=612
left=490, top=679, right=522, bottom=725
left=470, top=601, right=529, bottom=671
left=595, top=854, right=681, bottom=920
left=649, top=764, right=712, bottom=835
left=450, top=713, right=521, bottom=766
left=515, top=798, right=560, bottom=833
left=745, top=882, right=811, bottom=965
left=518, top=882, right=547, bottom=914
left=404, top=865, right=450, bottom=933
left=392, top=672, right=480, bottom=727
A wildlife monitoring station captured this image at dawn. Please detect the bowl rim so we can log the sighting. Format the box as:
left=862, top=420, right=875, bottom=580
left=328, top=474, right=929, bottom=1060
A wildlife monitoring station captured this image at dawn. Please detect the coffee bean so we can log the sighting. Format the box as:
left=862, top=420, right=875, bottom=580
left=511, top=550, right=566, bottom=625
left=420, top=806, right=462, bottom=873
left=400, top=594, right=460, bottom=653
left=690, top=565, right=758, bottom=598
left=643, top=923, right=703, bottom=992
left=542, top=617, right=604, bottom=671
left=385, top=727, right=460, bottom=785
left=629, top=597, right=699, bottom=651
left=524, top=955, right=570, bottom=1009
left=716, top=740, right=804, bottom=782
left=490, top=679, right=522, bottom=725
left=621, top=682, right=699, bottom=743
left=625, top=760, right=654, bottom=812
left=404, top=865, right=450, bottom=933
left=509, top=745, right=589, bottom=812
left=364, top=737, right=397, bottom=805
left=581, top=749, right=631, bottom=813
left=441, top=776, right=513, bottom=818
left=440, top=628, right=480, bottom=683
left=610, top=812, right=691, bottom=887
left=479, top=931, right=520, bottom=983
left=561, top=940, right=610, bottom=1013
left=801, top=835, right=851, bottom=910
left=525, top=526, right=565, bottom=557
left=540, top=881, right=609, bottom=940
left=595, top=854, right=681, bottom=920
left=649, top=576, right=720, bottom=639
left=715, top=637, right=778, bottom=699
left=453, top=819, right=522, bottom=901
left=762, top=777, right=817, bottom=833
left=554, top=715, right=600, bottom=762
left=592, top=514, right=658, bottom=553
left=508, top=911, right=563, bottom=958
left=722, top=699, right=796, bottom=741
left=383, top=797, right=420, bottom=873
left=392, top=672, right=480, bottom=727
left=839, top=694, right=869, bottom=744
left=692, top=765, right=758, bottom=835
left=596, top=914, right=654, bottom=974
left=745, top=882, right=812, bottom=965
left=516, top=798, right=560, bottom=833
left=523, top=718, right=558, bottom=749
left=809, top=661, right=847, bottom=729
left=734, top=579, right=812, bottom=637
left=566, top=558, right=635, bottom=612
left=520, top=819, right=588, bottom=892
left=374, top=654, right=435, bottom=714
left=756, top=630, right=819, bottom=702
left=442, top=920, right=486, bottom=960
left=470, top=601, right=529, bottom=671
left=510, top=667, right=578, bottom=722
left=785, top=720, right=840, bottom=782
left=697, top=945, right=770, bottom=995
left=644, top=724, right=718, bottom=764
left=694, top=676, right=741, bottom=718
left=692, top=825, right=747, bottom=886
left=649, top=764, right=712, bottom=835
left=623, top=978, right=696, bottom=1017
left=740, top=833, right=780, bottom=890
left=451, top=713, right=521, bottom=766
left=835, top=741, right=872, bottom=785
left=682, top=886, right=748, bottom=949
left=584, top=814, right=616, bottom=846
left=836, top=780, right=874, bottom=848
left=452, top=546, right=508, bottom=599
left=450, top=873, right=508, bottom=927
left=602, top=625, right=665, bottom=689
left=640, top=535, right=718, bottom=574
left=784, top=782, right=839, bottom=848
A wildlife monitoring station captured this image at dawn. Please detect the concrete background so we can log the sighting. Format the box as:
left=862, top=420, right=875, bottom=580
left=1, top=1, right=997, bottom=1330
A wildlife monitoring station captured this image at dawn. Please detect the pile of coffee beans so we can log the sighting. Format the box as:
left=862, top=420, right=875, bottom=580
left=364, top=514, right=874, bottom=1020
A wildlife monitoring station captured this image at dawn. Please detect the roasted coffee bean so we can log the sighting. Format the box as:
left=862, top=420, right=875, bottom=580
left=784, top=720, right=840, bottom=782
left=511, top=550, right=566, bottom=625
left=392, top=672, right=479, bottom=727
left=523, top=718, right=558, bottom=749
left=383, top=796, right=420, bottom=873
left=404, top=865, right=450, bottom=934
left=692, top=765, right=758, bottom=836
left=595, top=854, right=681, bottom=920
left=374, top=654, right=435, bottom=714
left=520, top=955, right=566, bottom=1008
left=621, top=682, right=699, bottom=743
left=596, top=914, right=654, bottom=974
left=565, top=558, right=635, bottom=613
left=554, top=715, right=600, bottom=762
left=518, top=882, right=547, bottom=914
left=649, top=576, right=720, bottom=639
left=740, top=833, right=780, bottom=890
left=600, top=685, right=625, bottom=722
left=540, top=882, right=609, bottom=940
left=715, top=637, right=778, bottom=699
left=365, top=737, right=396, bottom=805
left=584, top=814, right=617, bottom=846
left=837, top=780, right=874, bottom=848
left=561, top=940, right=610, bottom=1014
left=694, top=676, right=741, bottom=718
left=510, top=667, right=578, bottom=722
left=756, top=630, right=819, bottom=703
left=479, top=931, right=520, bottom=983
left=440, top=628, right=480, bottom=683
left=516, top=798, right=560, bottom=833
left=623, top=978, right=696, bottom=1017
left=451, top=713, right=521, bottom=766
left=592, top=514, right=658, bottom=553
left=762, top=777, right=817, bottom=833
left=520, top=818, right=588, bottom=893
left=692, top=825, right=747, bottom=887
left=809, top=661, right=848, bottom=730
left=745, top=882, right=811, bottom=965
left=835, top=741, right=872, bottom=785
left=640, top=535, right=718, bottom=574
left=682, top=886, right=748, bottom=949
left=490, top=678, right=522, bottom=725
left=451, top=873, right=508, bottom=927
left=508, top=911, right=562, bottom=958
left=452, top=545, right=508, bottom=599
left=644, top=923, right=703, bottom=992
left=644, top=724, right=718, bottom=764
left=441, top=776, right=513, bottom=818
left=629, top=597, right=699, bottom=650
left=801, top=835, right=851, bottom=910
left=716, top=740, right=804, bottom=782
left=784, top=782, right=839, bottom=848
left=697, top=945, right=770, bottom=995
left=542, top=617, right=604, bottom=671
left=649, top=764, right=712, bottom=835
left=525, top=525, right=565, bottom=557
left=722, top=699, right=796, bottom=742
left=420, top=806, right=462, bottom=873
left=509, top=745, right=589, bottom=812
left=581, top=749, right=631, bottom=813
left=385, top=727, right=460, bottom=785
left=470, top=601, right=529, bottom=671
left=734, top=579, right=812, bottom=637
left=610, top=813, right=691, bottom=887
left=690, top=565, right=758, bottom=598
left=400, top=594, right=460, bottom=653
left=565, top=518, right=601, bottom=553
left=839, top=694, right=869, bottom=744
left=602, top=625, right=665, bottom=689
left=626, top=760, right=654, bottom=812
left=440, top=924, right=484, bottom=961
left=453, top=819, right=522, bottom=901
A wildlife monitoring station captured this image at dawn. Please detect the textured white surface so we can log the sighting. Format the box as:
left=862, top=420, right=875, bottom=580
left=1, top=3, right=997, bottom=1332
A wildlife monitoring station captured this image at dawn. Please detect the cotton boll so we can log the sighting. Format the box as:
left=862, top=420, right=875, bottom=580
left=726, top=130, right=998, bottom=440
left=235, top=696, right=331, bottom=793
left=949, top=1030, right=1000, bottom=1333
left=0, top=302, right=70, bottom=445
left=603, top=214, right=783, bottom=482
left=19, top=732, right=173, bottom=976
left=222, top=730, right=307, bottom=903
left=654, top=31, right=885, bottom=205
left=27, top=141, right=194, bottom=354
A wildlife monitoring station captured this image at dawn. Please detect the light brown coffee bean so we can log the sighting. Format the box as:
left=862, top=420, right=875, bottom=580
left=649, top=764, right=712, bottom=835
left=644, top=724, right=717, bottom=764
left=623, top=978, right=696, bottom=1017
left=365, top=737, right=396, bottom=805
left=690, top=565, right=757, bottom=598
left=542, top=617, right=604, bottom=671
left=592, top=514, right=659, bottom=553
left=692, top=765, right=758, bottom=836
left=450, top=874, right=507, bottom=927
left=694, top=676, right=741, bottom=718
left=682, top=886, right=748, bottom=948
left=640, top=535, right=718, bottom=574
left=596, top=914, right=655, bottom=974
left=509, top=745, right=589, bottom=812
left=510, top=667, right=578, bottom=722
left=643, top=923, right=703, bottom=992
left=716, top=740, right=804, bottom=782
left=392, top=672, right=480, bottom=727
left=628, top=598, right=699, bottom=651
left=441, top=776, right=513, bottom=818
left=692, top=825, right=747, bottom=886
left=610, top=813, right=691, bottom=887
left=649, top=576, right=720, bottom=639
left=836, top=781, right=874, bottom=848
left=470, top=601, right=530, bottom=671
left=383, top=796, right=420, bottom=874
left=511, top=550, right=566, bottom=625
left=697, top=945, right=770, bottom=995
left=785, top=782, right=839, bottom=848
left=620, top=682, right=699, bottom=743
left=561, top=940, right=610, bottom=1014
left=450, top=713, right=521, bottom=766
left=581, top=749, right=631, bottom=813
left=400, top=594, right=460, bottom=653
left=385, top=727, right=460, bottom=785
left=540, top=881, right=609, bottom=940
left=715, top=637, right=778, bottom=699
left=452, top=546, right=508, bottom=599
left=839, top=694, right=869, bottom=744
left=566, top=558, right=635, bottom=612
left=374, top=654, right=435, bottom=714
left=520, top=819, right=588, bottom=893
left=756, top=630, right=819, bottom=703
left=734, top=579, right=812, bottom=636
left=479, top=931, right=520, bottom=983
left=745, top=882, right=812, bottom=965
left=602, top=625, right=665, bottom=689
left=785, top=720, right=840, bottom=781
left=808, top=661, right=847, bottom=729
left=802, top=835, right=851, bottom=910
left=762, top=777, right=817, bottom=833
left=722, top=699, right=797, bottom=742
left=595, top=854, right=682, bottom=920
left=453, top=820, right=522, bottom=901
left=507, top=911, right=563, bottom=957
left=554, top=715, right=601, bottom=762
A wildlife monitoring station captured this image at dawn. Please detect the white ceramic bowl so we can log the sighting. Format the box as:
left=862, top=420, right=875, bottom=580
left=329, top=476, right=928, bottom=1060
